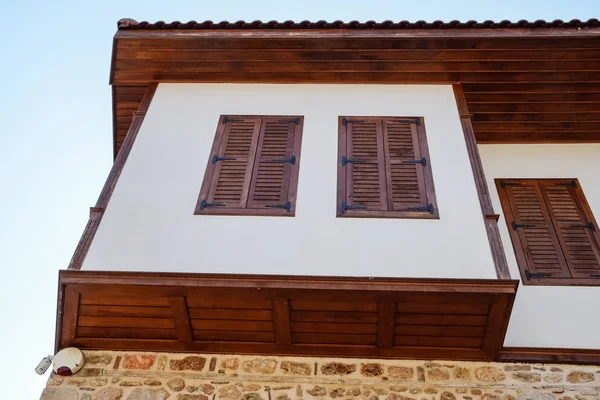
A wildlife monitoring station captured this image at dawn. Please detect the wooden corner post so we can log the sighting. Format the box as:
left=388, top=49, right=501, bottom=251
left=453, top=84, right=511, bottom=280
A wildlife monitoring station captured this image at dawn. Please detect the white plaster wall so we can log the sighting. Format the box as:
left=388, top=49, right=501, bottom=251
left=83, top=84, right=495, bottom=279
left=479, top=144, right=600, bottom=349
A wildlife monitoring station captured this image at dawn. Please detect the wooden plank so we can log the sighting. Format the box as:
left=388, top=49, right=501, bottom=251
left=78, top=327, right=176, bottom=340
left=187, top=297, right=272, bottom=309
left=290, top=299, right=377, bottom=312
left=191, top=320, right=274, bottom=332
left=394, top=335, right=483, bottom=348
left=272, top=298, right=292, bottom=346
left=78, top=316, right=174, bottom=329
left=395, top=302, right=490, bottom=315
left=376, top=300, right=396, bottom=348
left=291, top=311, right=378, bottom=323
left=189, top=308, right=273, bottom=320
left=395, top=325, right=485, bottom=337
left=79, top=305, right=172, bottom=318
left=292, top=322, right=377, bottom=334
left=60, top=287, right=80, bottom=349
left=396, top=314, right=488, bottom=326
left=80, top=295, right=170, bottom=307
left=499, top=347, right=600, bottom=365
left=482, top=295, right=514, bottom=357
left=292, top=333, right=377, bottom=345
left=194, top=330, right=275, bottom=342
left=170, top=296, right=193, bottom=342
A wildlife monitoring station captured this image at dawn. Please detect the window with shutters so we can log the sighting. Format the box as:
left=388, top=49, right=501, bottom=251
left=496, top=178, right=600, bottom=286
left=195, top=115, right=303, bottom=216
left=337, top=116, right=438, bottom=219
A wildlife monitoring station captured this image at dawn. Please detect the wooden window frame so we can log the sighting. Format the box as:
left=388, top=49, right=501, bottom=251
left=195, top=115, right=304, bottom=217
left=496, top=178, right=600, bottom=286
left=336, top=116, right=439, bottom=219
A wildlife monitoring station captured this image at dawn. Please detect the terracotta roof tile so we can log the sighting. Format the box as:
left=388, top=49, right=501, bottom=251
left=117, top=18, right=600, bottom=30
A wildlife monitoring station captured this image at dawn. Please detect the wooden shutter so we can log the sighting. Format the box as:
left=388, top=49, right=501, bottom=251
left=344, top=119, right=387, bottom=211
left=338, top=117, right=437, bottom=218
left=499, top=180, right=571, bottom=280
left=197, top=115, right=303, bottom=216
left=538, top=181, right=600, bottom=278
left=247, top=118, right=301, bottom=211
left=206, top=118, right=261, bottom=208
left=497, top=178, right=600, bottom=285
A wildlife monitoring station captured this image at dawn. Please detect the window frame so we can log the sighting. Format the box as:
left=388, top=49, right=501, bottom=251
left=195, top=115, right=304, bottom=217
left=496, top=178, right=600, bottom=286
left=336, top=116, right=439, bottom=219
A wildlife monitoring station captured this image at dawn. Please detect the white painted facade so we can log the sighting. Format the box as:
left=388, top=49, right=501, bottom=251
left=479, top=144, right=600, bottom=349
left=83, top=83, right=496, bottom=279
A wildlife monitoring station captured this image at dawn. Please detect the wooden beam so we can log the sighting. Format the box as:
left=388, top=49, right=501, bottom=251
left=272, top=298, right=292, bottom=347
left=169, top=296, right=193, bottom=342
left=453, top=84, right=511, bottom=280
left=67, top=83, right=158, bottom=270
left=376, top=300, right=396, bottom=348
left=499, top=347, right=600, bottom=365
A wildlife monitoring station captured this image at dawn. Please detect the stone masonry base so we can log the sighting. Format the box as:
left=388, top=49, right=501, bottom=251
left=41, top=351, right=600, bottom=400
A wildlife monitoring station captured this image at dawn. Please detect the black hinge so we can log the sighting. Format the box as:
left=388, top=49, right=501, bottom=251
left=525, top=269, right=552, bottom=280
left=278, top=118, right=300, bottom=125
left=415, top=118, right=421, bottom=126
left=341, top=202, right=367, bottom=213
left=266, top=201, right=291, bottom=212
left=407, top=204, right=435, bottom=214
left=342, top=118, right=365, bottom=126
left=571, top=222, right=596, bottom=231
left=212, top=154, right=237, bottom=164
left=556, top=180, right=577, bottom=188
left=512, top=221, right=536, bottom=230
left=500, top=180, right=522, bottom=188
left=402, top=157, right=427, bottom=167
left=341, top=156, right=364, bottom=166
left=590, top=274, right=600, bottom=278
left=222, top=116, right=245, bottom=124
left=199, top=200, right=225, bottom=210
left=270, top=156, right=296, bottom=165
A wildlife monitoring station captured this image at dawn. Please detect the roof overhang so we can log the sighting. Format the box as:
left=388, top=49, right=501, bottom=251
left=56, top=270, right=518, bottom=360
left=109, top=19, right=600, bottom=157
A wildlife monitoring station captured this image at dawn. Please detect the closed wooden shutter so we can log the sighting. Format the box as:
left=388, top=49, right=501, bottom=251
left=538, top=181, right=600, bottom=278
left=197, top=115, right=303, bottom=216
left=497, top=179, right=600, bottom=285
left=338, top=117, right=437, bottom=218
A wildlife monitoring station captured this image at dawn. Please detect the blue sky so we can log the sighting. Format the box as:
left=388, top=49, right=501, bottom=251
left=0, top=0, right=598, bottom=397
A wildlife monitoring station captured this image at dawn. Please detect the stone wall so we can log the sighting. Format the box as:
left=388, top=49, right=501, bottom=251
left=41, top=351, right=600, bottom=400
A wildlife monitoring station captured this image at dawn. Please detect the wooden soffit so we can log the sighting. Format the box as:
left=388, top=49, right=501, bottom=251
left=57, top=270, right=518, bottom=361
left=109, top=21, right=600, bottom=156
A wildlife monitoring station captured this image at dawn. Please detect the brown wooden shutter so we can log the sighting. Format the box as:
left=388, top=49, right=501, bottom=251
left=383, top=119, right=427, bottom=210
left=499, top=180, right=571, bottom=280
left=344, top=119, right=387, bottom=211
left=538, top=180, right=600, bottom=278
left=247, top=117, right=302, bottom=212
left=338, top=117, right=437, bottom=218
left=205, top=117, right=261, bottom=209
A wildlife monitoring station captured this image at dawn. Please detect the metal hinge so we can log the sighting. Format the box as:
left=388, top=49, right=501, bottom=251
left=212, top=155, right=237, bottom=164
left=556, top=180, right=577, bottom=188
left=590, top=274, right=600, bottom=278
left=407, top=204, right=435, bottom=214
left=222, top=116, right=245, bottom=124
left=278, top=118, right=300, bottom=125
left=270, top=156, right=296, bottom=165
left=512, top=221, right=536, bottom=230
left=341, top=156, right=364, bottom=166
left=415, top=118, right=421, bottom=126
left=525, top=269, right=552, bottom=280
left=199, top=200, right=225, bottom=210
left=571, top=222, right=596, bottom=231
left=341, top=202, right=367, bottom=213
left=500, top=180, right=522, bottom=189
left=342, top=118, right=365, bottom=126
left=266, top=201, right=291, bottom=212
left=402, top=157, right=427, bottom=167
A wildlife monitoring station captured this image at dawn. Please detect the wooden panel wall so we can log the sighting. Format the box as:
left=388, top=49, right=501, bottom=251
left=57, top=271, right=518, bottom=360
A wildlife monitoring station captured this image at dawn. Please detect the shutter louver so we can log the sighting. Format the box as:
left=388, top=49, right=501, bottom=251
left=346, top=120, right=387, bottom=211
left=503, top=181, right=571, bottom=279
left=247, top=119, right=298, bottom=210
left=539, top=181, right=600, bottom=278
left=383, top=120, right=427, bottom=209
left=207, top=118, right=261, bottom=208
